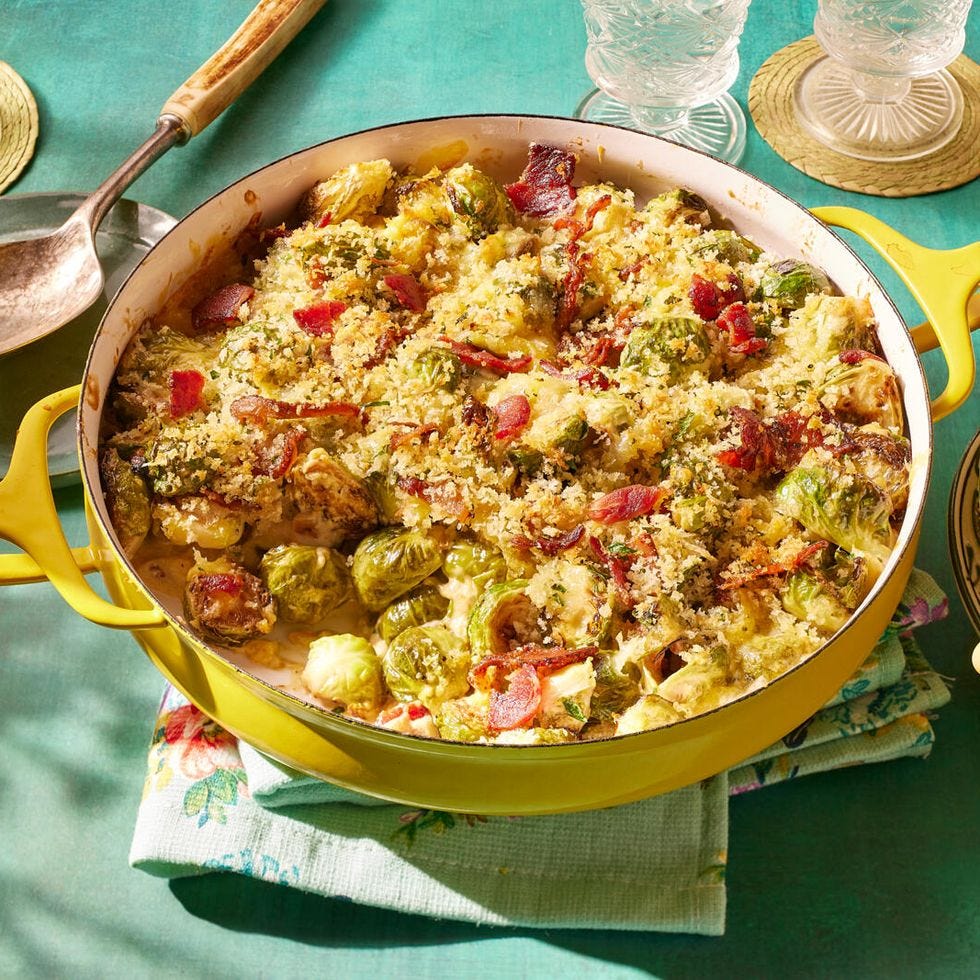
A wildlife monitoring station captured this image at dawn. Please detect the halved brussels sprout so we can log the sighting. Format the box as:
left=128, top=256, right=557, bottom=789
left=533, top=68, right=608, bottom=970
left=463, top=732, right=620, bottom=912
left=760, top=260, right=833, bottom=310
left=381, top=625, right=470, bottom=707
left=507, top=446, right=544, bottom=477
left=302, top=634, right=384, bottom=711
left=184, top=556, right=276, bottom=644
left=467, top=579, right=541, bottom=660
left=298, top=159, right=394, bottom=224
left=538, top=560, right=612, bottom=648
left=290, top=449, right=379, bottom=546
left=376, top=584, right=450, bottom=642
left=620, top=317, right=711, bottom=379
left=590, top=654, right=642, bottom=723
left=442, top=540, right=507, bottom=592
left=364, top=467, right=399, bottom=523
left=434, top=690, right=491, bottom=742
left=780, top=569, right=852, bottom=634
left=649, top=188, right=711, bottom=227
left=409, top=347, right=462, bottom=392
left=615, top=694, right=684, bottom=735
left=100, top=448, right=151, bottom=553
left=820, top=356, right=903, bottom=430
left=775, top=466, right=894, bottom=567
left=693, top=229, right=760, bottom=264
left=352, top=526, right=444, bottom=612
left=259, top=544, right=351, bottom=624
left=537, top=659, right=596, bottom=732
left=671, top=495, right=708, bottom=533
left=118, top=325, right=209, bottom=385
left=154, top=495, right=245, bottom=549
left=445, top=163, right=513, bottom=239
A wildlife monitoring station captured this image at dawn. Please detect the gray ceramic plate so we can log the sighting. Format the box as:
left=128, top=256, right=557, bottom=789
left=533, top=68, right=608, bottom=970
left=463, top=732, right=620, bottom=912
left=0, top=193, right=175, bottom=485
left=949, top=428, right=980, bottom=641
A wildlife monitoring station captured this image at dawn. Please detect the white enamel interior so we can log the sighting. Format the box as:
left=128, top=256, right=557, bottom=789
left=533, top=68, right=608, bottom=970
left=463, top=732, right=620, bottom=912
left=78, top=115, right=932, bottom=699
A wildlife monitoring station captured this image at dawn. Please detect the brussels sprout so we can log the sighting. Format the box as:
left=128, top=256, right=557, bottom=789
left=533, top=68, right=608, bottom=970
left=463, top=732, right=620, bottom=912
left=443, top=540, right=507, bottom=591
left=590, top=654, right=642, bottom=722
left=693, top=229, right=760, bottom=264
left=298, top=159, right=394, bottom=224
left=507, top=446, right=544, bottom=477
left=775, top=466, right=894, bottom=566
left=620, top=317, right=711, bottom=379
left=409, top=347, right=462, bottom=392
left=376, top=584, right=450, bottom=642
left=364, top=467, right=399, bottom=523
left=352, top=526, right=444, bottom=612
left=119, top=325, right=209, bottom=385
left=445, top=163, right=513, bottom=239
left=672, top=495, right=708, bottom=533
left=540, top=560, right=612, bottom=647
left=290, top=449, right=379, bottom=546
left=467, top=579, right=541, bottom=660
left=259, top=544, right=351, bottom=624
left=538, top=659, right=596, bottom=732
left=650, top=188, right=711, bottom=227
left=760, top=260, right=833, bottom=310
left=615, top=694, right=684, bottom=735
left=142, top=436, right=212, bottom=497
left=494, top=727, right=574, bottom=745
left=434, top=690, right=491, bottom=742
left=100, top=448, right=151, bottom=553
left=552, top=416, right=591, bottom=460
left=302, top=634, right=384, bottom=711
left=154, top=496, right=245, bottom=549
left=381, top=625, right=470, bottom=706
left=820, top=356, right=903, bottom=430
left=184, top=556, right=276, bottom=644
left=780, top=569, right=852, bottom=634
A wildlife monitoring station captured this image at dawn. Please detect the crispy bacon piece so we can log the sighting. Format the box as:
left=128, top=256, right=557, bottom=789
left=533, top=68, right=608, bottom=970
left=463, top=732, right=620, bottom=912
left=396, top=475, right=469, bottom=520
left=293, top=300, right=347, bottom=336
left=554, top=194, right=612, bottom=239
left=441, top=338, right=533, bottom=374
left=716, top=408, right=820, bottom=473
left=588, top=484, right=669, bottom=524
left=493, top=394, right=532, bottom=441
left=838, top=348, right=885, bottom=365
left=688, top=273, right=745, bottom=322
left=557, top=240, right=593, bottom=330
left=317, top=211, right=333, bottom=228
left=487, top=664, right=542, bottom=732
left=389, top=423, right=439, bottom=451
left=513, top=524, right=585, bottom=556
left=472, top=644, right=598, bottom=691
left=462, top=395, right=491, bottom=428
left=168, top=370, right=206, bottom=419
left=254, top=428, right=305, bottom=479
left=231, top=395, right=362, bottom=424
left=383, top=273, right=427, bottom=312
left=717, top=302, right=767, bottom=355
left=718, top=541, right=831, bottom=591
left=583, top=335, right=623, bottom=368
left=191, top=283, right=254, bottom=333
left=504, top=143, right=578, bottom=218
left=540, top=360, right=612, bottom=390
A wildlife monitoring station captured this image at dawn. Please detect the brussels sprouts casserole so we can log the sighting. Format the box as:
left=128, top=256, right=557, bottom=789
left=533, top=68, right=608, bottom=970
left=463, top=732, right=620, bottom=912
left=100, top=144, right=909, bottom=744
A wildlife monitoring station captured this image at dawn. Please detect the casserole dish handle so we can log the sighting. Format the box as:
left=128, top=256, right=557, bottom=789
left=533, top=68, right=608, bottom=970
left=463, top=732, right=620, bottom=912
left=811, top=206, right=980, bottom=422
left=0, top=385, right=165, bottom=629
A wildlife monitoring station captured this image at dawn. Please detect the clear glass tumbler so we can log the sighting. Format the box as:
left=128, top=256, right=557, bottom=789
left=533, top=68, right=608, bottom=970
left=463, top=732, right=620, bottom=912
left=574, top=0, right=752, bottom=164
left=795, top=0, right=974, bottom=161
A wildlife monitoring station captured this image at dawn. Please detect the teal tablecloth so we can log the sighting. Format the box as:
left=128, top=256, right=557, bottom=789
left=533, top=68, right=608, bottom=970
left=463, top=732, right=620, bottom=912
left=2, top=1, right=978, bottom=976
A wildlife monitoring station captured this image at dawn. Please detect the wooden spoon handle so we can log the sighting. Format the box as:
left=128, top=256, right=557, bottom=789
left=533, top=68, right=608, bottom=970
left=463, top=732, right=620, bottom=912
left=160, top=0, right=326, bottom=139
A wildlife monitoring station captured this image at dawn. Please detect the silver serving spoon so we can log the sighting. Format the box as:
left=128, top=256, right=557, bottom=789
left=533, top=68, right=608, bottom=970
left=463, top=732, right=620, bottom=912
left=0, top=0, right=325, bottom=357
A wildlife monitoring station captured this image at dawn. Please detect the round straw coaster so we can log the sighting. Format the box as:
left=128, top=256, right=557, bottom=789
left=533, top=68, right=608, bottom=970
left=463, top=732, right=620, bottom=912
left=749, top=37, right=980, bottom=197
left=0, top=62, right=39, bottom=194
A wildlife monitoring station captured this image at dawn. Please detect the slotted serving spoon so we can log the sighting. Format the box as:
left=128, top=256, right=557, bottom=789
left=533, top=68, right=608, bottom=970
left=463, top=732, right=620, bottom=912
left=0, top=0, right=325, bottom=357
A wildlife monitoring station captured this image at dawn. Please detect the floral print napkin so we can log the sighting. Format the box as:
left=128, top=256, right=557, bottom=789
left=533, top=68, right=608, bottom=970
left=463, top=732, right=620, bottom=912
left=129, top=570, right=949, bottom=935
